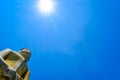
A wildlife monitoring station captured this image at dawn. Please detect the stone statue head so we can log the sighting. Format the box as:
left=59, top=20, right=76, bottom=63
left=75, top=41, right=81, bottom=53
left=18, top=48, right=31, bottom=62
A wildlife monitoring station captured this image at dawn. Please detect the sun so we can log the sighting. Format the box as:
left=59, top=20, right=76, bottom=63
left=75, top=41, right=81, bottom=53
left=37, top=0, right=55, bottom=14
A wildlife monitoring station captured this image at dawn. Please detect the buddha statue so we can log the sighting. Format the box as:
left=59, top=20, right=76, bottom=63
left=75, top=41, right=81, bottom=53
left=0, top=48, right=31, bottom=80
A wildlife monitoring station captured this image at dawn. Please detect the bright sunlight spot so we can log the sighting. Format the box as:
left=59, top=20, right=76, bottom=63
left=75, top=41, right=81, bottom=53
left=37, top=0, right=55, bottom=14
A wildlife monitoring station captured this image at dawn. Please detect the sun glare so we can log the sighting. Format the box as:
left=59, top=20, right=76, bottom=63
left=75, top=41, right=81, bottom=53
left=37, top=0, right=55, bottom=14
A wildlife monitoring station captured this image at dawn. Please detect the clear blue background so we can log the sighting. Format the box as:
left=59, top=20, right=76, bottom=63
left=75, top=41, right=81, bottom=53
left=0, top=0, right=120, bottom=80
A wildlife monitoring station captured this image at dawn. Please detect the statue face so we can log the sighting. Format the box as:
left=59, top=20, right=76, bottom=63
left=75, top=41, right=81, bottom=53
left=18, top=48, right=31, bottom=62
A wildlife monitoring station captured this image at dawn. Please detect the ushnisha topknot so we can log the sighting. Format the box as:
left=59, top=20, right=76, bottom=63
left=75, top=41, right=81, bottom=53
left=18, top=48, right=31, bottom=62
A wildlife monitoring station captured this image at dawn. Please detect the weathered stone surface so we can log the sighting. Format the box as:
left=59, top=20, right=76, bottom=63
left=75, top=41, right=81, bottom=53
left=0, top=48, right=31, bottom=80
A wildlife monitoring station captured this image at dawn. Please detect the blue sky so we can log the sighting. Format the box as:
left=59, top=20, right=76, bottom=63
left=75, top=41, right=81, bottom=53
left=0, top=0, right=120, bottom=80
